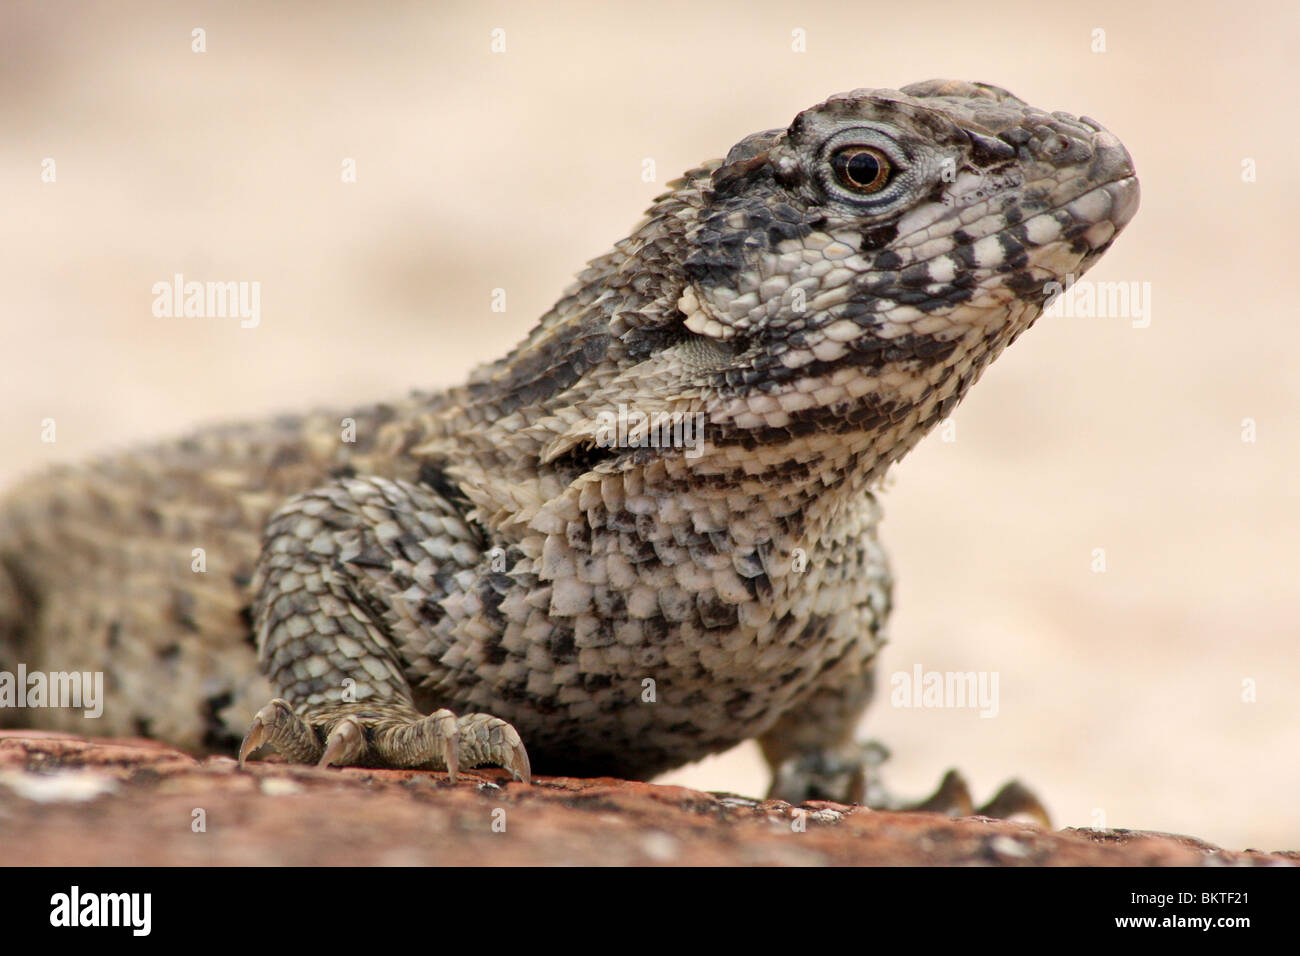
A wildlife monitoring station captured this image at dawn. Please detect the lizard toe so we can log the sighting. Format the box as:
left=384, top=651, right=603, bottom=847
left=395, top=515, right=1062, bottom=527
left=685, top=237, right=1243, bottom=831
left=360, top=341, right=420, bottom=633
left=240, top=699, right=528, bottom=785
left=239, top=698, right=322, bottom=767
left=904, top=768, right=976, bottom=816
left=318, top=715, right=367, bottom=768
left=456, top=713, right=532, bottom=784
left=976, top=779, right=1051, bottom=827
left=896, top=769, right=1051, bottom=826
left=368, top=707, right=461, bottom=778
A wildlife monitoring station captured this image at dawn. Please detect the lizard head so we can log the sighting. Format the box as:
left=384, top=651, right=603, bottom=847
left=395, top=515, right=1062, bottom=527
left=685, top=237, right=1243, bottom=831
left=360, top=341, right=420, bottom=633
left=650, top=79, right=1139, bottom=479
left=474, top=81, right=1137, bottom=493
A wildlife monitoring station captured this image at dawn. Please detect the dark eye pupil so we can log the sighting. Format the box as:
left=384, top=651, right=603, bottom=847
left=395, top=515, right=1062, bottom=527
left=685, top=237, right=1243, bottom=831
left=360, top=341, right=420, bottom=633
left=846, top=151, right=880, bottom=185
left=831, top=147, right=891, bottom=193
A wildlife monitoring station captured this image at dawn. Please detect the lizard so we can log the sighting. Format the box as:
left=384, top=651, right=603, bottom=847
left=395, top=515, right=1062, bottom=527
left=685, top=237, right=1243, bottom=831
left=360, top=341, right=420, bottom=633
left=0, top=80, right=1139, bottom=812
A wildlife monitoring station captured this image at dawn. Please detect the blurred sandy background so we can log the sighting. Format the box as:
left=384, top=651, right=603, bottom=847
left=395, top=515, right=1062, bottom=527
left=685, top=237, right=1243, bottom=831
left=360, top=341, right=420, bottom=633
left=2, top=1, right=1296, bottom=850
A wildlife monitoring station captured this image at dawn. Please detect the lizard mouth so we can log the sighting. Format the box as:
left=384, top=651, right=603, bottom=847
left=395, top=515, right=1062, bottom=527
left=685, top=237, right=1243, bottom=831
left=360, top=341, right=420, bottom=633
left=1085, top=171, right=1141, bottom=241
left=1063, top=173, right=1139, bottom=272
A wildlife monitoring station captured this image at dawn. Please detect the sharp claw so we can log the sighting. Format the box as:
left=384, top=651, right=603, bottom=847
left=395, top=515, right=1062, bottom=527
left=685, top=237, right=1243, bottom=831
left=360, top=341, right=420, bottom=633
left=510, top=737, right=531, bottom=785
left=238, top=715, right=268, bottom=768
left=452, top=714, right=532, bottom=784
left=977, top=779, right=1052, bottom=827
left=239, top=698, right=296, bottom=767
left=318, top=716, right=365, bottom=768
left=909, top=768, right=975, bottom=816
left=432, top=709, right=460, bottom=783
left=443, top=736, right=459, bottom=783
left=317, top=739, right=343, bottom=768
left=496, top=722, right=531, bottom=784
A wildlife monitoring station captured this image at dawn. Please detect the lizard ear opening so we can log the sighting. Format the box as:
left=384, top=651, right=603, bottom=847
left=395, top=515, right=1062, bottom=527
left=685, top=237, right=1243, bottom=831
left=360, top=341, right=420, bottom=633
left=678, top=328, right=744, bottom=370
left=622, top=318, right=742, bottom=364
left=541, top=437, right=619, bottom=477
left=622, top=317, right=746, bottom=376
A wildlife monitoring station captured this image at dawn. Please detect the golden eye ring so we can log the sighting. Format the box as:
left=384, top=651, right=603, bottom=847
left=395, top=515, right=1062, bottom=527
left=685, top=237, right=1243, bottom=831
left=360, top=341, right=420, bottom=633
left=830, top=146, right=892, bottom=194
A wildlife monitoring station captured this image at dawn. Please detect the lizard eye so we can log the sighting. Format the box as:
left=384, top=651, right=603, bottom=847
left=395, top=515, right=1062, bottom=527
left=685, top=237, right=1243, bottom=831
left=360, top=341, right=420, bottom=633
left=830, top=146, right=892, bottom=193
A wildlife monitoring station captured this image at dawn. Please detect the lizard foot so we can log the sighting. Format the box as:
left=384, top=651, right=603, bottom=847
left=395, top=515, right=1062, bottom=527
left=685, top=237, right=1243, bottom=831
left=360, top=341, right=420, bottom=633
left=237, top=698, right=531, bottom=784
left=767, top=740, right=1050, bottom=826
left=903, top=768, right=1050, bottom=826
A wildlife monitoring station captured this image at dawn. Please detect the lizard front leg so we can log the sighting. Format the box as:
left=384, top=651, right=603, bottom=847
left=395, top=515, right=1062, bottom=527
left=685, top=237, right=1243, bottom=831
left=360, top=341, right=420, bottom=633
left=237, top=475, right=530, bottom=783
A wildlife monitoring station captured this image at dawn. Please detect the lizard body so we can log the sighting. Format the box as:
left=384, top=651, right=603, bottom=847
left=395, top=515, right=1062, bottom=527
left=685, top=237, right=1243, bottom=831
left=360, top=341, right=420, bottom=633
left=0, top=80, right=1138, bottom=803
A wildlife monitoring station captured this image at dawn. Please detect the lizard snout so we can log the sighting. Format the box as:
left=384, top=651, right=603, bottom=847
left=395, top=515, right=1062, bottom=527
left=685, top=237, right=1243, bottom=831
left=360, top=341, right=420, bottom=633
left=1082, top=118, right=1140, bottom=230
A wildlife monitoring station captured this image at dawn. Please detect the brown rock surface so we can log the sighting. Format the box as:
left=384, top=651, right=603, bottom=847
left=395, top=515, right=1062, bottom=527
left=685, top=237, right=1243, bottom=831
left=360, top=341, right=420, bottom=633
left=0, top=731, right=1293, bottom=867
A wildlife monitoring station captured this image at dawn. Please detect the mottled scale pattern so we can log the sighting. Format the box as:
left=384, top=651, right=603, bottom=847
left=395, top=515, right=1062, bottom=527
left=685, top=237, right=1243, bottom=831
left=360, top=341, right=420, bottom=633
left=0, top=81, right=1138, bottom=798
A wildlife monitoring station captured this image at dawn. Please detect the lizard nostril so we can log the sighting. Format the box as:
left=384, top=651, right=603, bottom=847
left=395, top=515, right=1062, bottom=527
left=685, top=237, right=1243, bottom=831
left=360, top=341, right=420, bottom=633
left=1091, top=128, right=1136, bottom=181
left=1045, top=133, right=1071, bottom=157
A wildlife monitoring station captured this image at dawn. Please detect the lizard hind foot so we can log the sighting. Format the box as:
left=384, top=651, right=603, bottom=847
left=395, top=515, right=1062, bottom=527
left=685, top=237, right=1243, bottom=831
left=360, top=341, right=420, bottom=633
left=894, top=768, right=1052, bottom=827
left=766, top=740, right=1050, bottom=827
left=237, top=699, right=530, bottom=785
